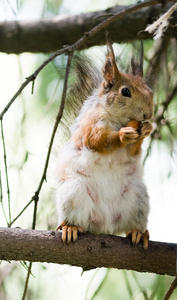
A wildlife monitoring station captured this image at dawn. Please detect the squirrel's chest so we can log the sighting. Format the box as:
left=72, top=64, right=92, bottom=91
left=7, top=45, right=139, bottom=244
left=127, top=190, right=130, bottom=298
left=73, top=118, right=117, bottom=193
left=69, top=147, right=142, bottom=199
left=72, top=148, right=143, bottom=234
left=57, top=146, right=144, bottom=234
left=86, top=152, right=139, bottom=196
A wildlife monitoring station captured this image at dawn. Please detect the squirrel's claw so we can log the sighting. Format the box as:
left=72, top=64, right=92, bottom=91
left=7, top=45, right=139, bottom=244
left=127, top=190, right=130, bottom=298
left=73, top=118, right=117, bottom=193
left=140, top=121, right=153, bottom=139
left=56, top=221, right=84, bottom=244
left=142, top=229, right=150, bottom=250
left=127, top=229, right=149, bottom=250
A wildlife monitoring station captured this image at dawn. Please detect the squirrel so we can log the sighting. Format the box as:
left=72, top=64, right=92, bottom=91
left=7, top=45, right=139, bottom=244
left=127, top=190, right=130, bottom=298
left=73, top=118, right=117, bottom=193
left=55, top=40, right=153, bottom=250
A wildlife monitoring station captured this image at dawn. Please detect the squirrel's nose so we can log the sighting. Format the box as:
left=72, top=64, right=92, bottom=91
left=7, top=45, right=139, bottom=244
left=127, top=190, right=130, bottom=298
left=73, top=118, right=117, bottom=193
left=143, top=111, right=152, bottom=120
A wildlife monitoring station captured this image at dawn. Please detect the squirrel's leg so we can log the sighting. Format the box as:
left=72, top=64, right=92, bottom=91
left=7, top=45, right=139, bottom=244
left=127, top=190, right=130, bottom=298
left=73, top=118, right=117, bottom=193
left=56, top=220, right=84, bottom=244
left=126, top=229, right=150, bottom=250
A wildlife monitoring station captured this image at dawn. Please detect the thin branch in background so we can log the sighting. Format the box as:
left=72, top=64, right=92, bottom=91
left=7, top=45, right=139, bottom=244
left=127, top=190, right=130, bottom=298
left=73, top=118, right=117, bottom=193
left=19, top=261, right=35, bottom=277
left=143, top=138, right=153, bottom=165
left=0, top=120, right=11, bottom=225
left=0, top=164, right=2, bottom=202
left=31, top=50, right=73, bottom=230
left=144, top=46, right=177, bottom=164
left=21, top=51, right=73, bottom=300
left=21, top=262, right=32, bottom=300
left=146, top=38, right=169, bottom=88
left=0, top=162, right=8, bottom=225
left=122, top=270, right=133, bottom=298
left=131, top=272, right=149, bottom=300
left=16, top=56, right=28, bottom=141
left=90, top=269, right=110, bottom=300
left=149, top=275, right=165, bottom=300
left=0, top=49, right=67, bottom=121
left=35, top=50, right=73, bottom=196
left=5, top=0, right=17, bottom=17
left=8, top=198, right=33, bottom=227
left=31, top=50, right=73, bottom=229
left=163, top=276, right=177, bottom=300
left=85, top=269, right=101, bottom=300
left=143, top=81, right=177, bottom=163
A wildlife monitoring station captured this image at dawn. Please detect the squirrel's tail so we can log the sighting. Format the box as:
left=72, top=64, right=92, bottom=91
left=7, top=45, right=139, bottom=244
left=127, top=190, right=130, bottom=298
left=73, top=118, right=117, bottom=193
left=59, top=52, right=102, bottom=142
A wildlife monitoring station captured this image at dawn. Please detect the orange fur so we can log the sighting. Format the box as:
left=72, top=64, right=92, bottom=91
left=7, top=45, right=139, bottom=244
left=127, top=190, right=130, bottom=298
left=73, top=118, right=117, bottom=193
left=71, top=51, right=153, bottom=156
left=127, top=139, right=143, bottom=156
left=72, top=109, right=125, bottom=154
left=126, top=120, right=142, bottom=156
left=72, top=113, right=151, bottom=156
left=127, top=120, right=141, bottom=130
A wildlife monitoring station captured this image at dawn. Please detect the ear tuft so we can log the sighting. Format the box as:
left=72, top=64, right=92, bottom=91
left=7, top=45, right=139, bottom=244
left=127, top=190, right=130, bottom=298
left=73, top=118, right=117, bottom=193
left=102, top=39, right=120, bottom=91
left=131, top=41, right=144, bottom=77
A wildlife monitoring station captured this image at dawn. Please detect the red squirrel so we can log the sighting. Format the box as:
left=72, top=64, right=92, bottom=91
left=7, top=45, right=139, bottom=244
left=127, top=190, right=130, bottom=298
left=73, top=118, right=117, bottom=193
left=55, top=41, right=153, bottom=250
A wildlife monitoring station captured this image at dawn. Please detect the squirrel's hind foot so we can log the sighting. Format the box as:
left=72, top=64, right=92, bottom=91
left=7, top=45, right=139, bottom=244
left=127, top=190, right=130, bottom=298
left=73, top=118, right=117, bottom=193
left=127, top=229, right=149, bottom=250
left=57, top=220, right=84, bottom=244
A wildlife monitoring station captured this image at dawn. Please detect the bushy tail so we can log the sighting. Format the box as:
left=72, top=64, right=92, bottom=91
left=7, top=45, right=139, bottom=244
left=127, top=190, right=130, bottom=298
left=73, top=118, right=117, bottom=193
left=59, top=52, right=102, bottom=142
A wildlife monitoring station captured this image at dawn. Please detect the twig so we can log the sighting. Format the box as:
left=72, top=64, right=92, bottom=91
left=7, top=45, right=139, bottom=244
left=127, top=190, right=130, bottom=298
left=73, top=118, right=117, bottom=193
left=90, top=269, right=110, bottom=300
left=0, top=120, right=11, bottom=225
left=122, top=270, right=133, bottom=298
left=31, top=50, right=73, bottom=224
left=5, top=0, right=17, bottom=17
left=21, top=262, right=32, bottom=300
left=146, top=37, right=169, bottom=88
left=70, top=0, right=162, bottom=52
left=0, top=163, right=8, bottom=225
left=144, top=83, right=177, bottom=164
left=131, top=272, right=149, bottom=300
left=85, top=269, right=101, bottom=300
left=163, top=276, right=177, bottom=300
left=35, top=50, right=73, bottom=196
left=21, top=51, right=73, bottom=300
left=8, top=198, right=33, bottom=227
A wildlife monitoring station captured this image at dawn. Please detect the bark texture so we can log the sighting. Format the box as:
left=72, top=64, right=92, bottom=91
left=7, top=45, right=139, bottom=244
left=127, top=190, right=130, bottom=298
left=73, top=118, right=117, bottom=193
left=0, top=3, right=177, bottom=54
left=0, top=227, right=176, bottom=276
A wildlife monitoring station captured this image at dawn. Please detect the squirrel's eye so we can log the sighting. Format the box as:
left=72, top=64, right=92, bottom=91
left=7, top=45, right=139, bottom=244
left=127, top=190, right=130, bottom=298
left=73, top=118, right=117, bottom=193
left=121, top=88, right=131, bottom=98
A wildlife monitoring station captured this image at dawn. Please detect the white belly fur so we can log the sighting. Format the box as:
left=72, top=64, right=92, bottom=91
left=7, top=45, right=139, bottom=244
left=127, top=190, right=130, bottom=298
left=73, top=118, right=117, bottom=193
left=55, top=142, right=149, bottom=235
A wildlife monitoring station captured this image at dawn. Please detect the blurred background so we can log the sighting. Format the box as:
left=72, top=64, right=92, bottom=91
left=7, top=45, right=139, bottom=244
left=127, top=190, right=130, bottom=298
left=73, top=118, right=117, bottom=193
left=0, top=0, right=177, bottom=299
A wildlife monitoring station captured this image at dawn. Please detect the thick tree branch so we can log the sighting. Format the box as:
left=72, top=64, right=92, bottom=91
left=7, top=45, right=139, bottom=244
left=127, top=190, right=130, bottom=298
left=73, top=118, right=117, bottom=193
left=0, top=227, right=176, bottom=276
left=0, top=1, right=177, bottom=54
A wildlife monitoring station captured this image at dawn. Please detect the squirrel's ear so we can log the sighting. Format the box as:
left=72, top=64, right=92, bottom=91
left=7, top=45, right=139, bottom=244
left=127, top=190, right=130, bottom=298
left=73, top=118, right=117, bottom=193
left=102, top=42, right=121, bottom=92
left=131, top=41, right=144, bottom=77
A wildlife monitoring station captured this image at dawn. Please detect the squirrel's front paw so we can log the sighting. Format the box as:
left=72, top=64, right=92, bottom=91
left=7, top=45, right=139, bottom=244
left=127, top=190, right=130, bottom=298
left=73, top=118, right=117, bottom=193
left=140, top=121, right=153, bottom=138
left=119, top=127, right=139, bottom=145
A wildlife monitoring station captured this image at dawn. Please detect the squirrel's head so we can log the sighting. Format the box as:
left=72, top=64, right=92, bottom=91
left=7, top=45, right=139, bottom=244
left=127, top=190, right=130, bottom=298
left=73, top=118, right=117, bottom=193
left=100, top=42, right=153, bottom=127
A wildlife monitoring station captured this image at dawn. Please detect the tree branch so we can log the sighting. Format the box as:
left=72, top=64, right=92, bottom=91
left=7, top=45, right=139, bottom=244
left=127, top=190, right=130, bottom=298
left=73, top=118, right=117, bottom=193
left=0, top=1, right=176, bottom=54
left=164, top=276, right=177, bottom=300
left=0, top=227, right=176, bottom=276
